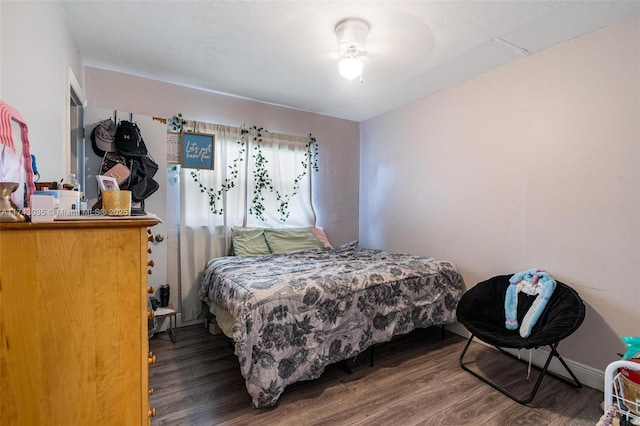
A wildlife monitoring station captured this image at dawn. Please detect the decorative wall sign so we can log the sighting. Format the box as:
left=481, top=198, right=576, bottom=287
left=181, top=132, right=214, bottom=170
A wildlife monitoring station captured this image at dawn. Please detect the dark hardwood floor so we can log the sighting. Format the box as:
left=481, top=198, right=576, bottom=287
left=149, top=324, right=603, bottom=425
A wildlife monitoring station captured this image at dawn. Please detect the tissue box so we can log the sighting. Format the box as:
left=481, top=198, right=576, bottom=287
left=29, top=194, right=56, bottom=222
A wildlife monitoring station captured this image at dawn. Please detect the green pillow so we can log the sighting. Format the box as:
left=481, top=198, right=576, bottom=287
left=232, top=228, right=271, bottom=257
left=263, top=228, right=324, bottom=254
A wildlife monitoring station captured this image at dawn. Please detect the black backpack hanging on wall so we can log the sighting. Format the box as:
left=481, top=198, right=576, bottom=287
left=113, top=120, right=160, bottom=202
left=127, top=155, right=159, bottom=202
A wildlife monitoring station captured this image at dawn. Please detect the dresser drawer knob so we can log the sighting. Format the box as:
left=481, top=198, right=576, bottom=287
left=148, top=355, right=157, bottom=365
left=147, top=286, right=155, bottom=294
left=148, top=388, right=154, bottom=396
left=148, top=408, right=157, bottom=418
left=148, top=259, right=155, bottom=267
left=148, top=310, right=154, bottom=319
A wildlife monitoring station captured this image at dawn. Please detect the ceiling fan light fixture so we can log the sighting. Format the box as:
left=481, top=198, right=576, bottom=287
left=335, top=18, right=369, bottom=81
left=338, top=56, right=364, bottom=80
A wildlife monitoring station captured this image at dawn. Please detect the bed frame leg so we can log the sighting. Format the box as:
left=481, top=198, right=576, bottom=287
left=336, top=360, right=354, bottom=375
left=337, top=345, right=375, bottom=375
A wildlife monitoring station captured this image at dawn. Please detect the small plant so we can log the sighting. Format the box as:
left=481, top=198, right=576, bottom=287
left=170, top=113, right=186, bottom=132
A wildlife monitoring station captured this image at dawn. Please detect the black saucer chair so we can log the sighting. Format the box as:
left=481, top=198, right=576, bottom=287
left=456, top=274, right=586, bottom=404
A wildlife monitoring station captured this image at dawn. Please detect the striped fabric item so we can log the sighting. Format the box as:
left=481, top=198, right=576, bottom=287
left=0, top=101, right=36, bottom=206
left=0, top=101, right=16, bottom=149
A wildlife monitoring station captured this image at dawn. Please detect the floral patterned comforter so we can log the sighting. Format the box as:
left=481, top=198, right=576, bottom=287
left=198, top=241, right=464, bottom=408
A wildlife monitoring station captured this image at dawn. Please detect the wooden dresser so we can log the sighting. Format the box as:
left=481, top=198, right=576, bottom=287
left=0, top=218, right=159, bottom=425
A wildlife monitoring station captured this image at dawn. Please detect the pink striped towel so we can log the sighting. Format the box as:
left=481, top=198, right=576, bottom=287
left=0, top=101, right=36, bottom=207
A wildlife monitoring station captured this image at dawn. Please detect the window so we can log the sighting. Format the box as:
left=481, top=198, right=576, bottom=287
left=177, top=121, right=317, bottom=321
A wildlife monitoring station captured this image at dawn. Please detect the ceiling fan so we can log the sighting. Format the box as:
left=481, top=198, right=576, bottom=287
left=335, top=17, right=370, bottom=81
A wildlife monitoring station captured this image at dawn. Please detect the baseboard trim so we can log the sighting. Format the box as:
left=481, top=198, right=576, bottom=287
left=445, top=323, right=605, bottom=392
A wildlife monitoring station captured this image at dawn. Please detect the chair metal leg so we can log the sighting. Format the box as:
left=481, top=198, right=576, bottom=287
left=167, top=313, right=177, bottom=343
left=459, top=335, right=582, bottom=405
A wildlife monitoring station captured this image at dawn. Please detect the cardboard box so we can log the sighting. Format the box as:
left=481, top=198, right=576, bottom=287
left=621, top=359, right=640, bottom=384
left=208, top=321, right=222, bottom=336
left=622, top=374, right=640, bottom=415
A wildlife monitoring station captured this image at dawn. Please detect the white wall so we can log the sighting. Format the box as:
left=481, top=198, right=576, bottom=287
left=0, top=1, right=84, bottom=181
left=360, top=17, right=640, bottom=372
left=84, top=68, right=360, bottom=247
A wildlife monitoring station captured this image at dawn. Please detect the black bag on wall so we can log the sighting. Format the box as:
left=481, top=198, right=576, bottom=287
left=129, top=175, right=159, bottom=202
left=93, top=119, right=160, bottom=202
left=127, top=155, right=159, bottom=202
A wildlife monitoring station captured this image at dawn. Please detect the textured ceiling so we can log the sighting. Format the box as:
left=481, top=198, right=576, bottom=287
left=60, top=1, right=640, bottom=122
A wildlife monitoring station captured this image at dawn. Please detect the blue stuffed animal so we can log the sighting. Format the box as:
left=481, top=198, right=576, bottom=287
left=505, top=268, right=557, bottom=338
left=622, top=336, right=640, bottom=360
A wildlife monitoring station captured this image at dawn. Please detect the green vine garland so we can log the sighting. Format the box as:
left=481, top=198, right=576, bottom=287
left=171, top=115, right=319, bottom=222
left=190, top=128, right=247, bottom=215
left=248, top=126, right=319, bottom=222
left=249, top=126, right=270, bottom=220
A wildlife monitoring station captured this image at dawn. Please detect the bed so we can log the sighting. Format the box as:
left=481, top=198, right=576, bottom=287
left=198, top=233, right=465, bottom=408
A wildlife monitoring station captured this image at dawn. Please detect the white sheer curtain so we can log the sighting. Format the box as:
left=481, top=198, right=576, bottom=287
left=179, top=122, right=316, bottom=321
left=245, top=129, right=316, bottom=228
left=179, top=122, right=245, bottom=321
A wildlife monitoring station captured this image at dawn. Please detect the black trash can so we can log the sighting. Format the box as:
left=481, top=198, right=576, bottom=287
left=159, top=284, right=170, bottom=307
